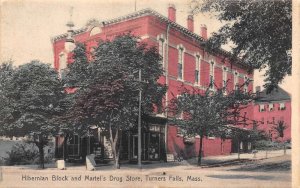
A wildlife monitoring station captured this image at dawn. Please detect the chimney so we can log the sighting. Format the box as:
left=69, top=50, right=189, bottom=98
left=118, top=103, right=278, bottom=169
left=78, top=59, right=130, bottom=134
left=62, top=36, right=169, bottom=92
left=187, top=15, right=194, bottom=32
left=255, top=86, right=261, bottom=97
left=168, top=4, right=176, bottom=22
left=200, top=24, right=207, bottom=40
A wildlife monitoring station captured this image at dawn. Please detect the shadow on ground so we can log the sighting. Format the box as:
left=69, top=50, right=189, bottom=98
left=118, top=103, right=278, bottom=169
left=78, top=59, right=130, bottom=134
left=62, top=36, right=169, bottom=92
left=229, top=160, right=291, bottom=172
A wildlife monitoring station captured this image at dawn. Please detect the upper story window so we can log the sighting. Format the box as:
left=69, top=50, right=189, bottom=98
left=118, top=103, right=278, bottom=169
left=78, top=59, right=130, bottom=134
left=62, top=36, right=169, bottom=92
left=234, top=71, right=239, bottom=90
left=244, top=76, right=248, bottom=93
left=259, top=104, right=265, bottom=112
left=59, top=52, right=67, bottom=79
left=90, top=27, right=102, bottom=36
left=269, top=103, right=274, bottom=111
left=209, top=61, right=215, bottom=89
left=176, top=94, right=183, bottom=119
left=177, top=45, right=185, bottom=80
left=279, top=103, right=286, bottom=110
left=157, top=34, right=165, bottom=69
left=195, top=54, right=201, bottom=85
left=222, top=67, right=227, bottom=88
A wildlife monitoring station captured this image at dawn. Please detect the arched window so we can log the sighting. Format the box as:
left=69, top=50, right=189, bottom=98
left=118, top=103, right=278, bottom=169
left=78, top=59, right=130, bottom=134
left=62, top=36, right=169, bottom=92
left=90, top=27, right=102, bottom=36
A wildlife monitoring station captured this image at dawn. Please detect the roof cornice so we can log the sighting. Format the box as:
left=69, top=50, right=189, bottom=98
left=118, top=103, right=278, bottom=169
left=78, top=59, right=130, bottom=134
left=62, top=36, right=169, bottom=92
left=50, top=8, right=250, bottom=69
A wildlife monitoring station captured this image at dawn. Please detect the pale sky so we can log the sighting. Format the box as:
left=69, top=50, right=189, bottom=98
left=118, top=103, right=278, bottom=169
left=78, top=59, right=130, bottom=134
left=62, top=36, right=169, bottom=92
left=0, top=0, right=292, bottom=93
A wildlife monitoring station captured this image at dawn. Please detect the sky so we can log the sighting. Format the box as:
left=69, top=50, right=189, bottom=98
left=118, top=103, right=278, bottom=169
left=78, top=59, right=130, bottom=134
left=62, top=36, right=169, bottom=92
left=0, top=0, right=292, bottom=93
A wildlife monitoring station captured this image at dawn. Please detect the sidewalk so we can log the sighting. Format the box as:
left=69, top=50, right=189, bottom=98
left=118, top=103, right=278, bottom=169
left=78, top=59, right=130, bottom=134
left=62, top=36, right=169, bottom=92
left=0, top=149, right=290, bottom=171
left=197, top=149, right=291, bottom=166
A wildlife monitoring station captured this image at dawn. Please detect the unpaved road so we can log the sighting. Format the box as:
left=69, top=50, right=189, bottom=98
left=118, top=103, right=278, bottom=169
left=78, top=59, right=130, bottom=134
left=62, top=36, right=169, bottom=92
left=0, top=155, right=291, bottom=188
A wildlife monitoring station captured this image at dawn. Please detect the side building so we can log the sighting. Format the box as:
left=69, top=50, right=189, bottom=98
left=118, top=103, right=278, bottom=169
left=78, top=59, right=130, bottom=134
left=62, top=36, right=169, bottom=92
left=253, top=86, right=291, bottom=142
left=52, top=4, right=254, bottom=162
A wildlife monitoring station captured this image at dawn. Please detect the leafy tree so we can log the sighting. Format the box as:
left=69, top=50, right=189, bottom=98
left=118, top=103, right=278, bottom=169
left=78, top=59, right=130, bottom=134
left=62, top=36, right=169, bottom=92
left=272, top=120, right=288, bottom=154
left=168, top=87, right=253, bottom=165
left=0, top=61, right=14, bottom=136
left=64, top=34, right=167, bottom=168
left=190, top=0, right=291, bottom=92
left=0, top=61, right=66, bottom=168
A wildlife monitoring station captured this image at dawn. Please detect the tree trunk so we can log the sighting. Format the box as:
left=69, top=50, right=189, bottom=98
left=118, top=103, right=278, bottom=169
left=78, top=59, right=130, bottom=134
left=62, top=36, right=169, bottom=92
left=37, top=136, right=45, bottom=169
left=38, top=143, right=45, bottom=169
left=265, top=150, right=268, bottom=159
left=109, top=123, right=120, bottom=169
left=197, top=135, right=204, bottom=166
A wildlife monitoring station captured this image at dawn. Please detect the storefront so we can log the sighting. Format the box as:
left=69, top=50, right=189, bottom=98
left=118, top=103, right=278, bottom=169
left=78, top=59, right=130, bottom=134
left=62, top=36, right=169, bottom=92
left=55, top=116, right=167, bottom=163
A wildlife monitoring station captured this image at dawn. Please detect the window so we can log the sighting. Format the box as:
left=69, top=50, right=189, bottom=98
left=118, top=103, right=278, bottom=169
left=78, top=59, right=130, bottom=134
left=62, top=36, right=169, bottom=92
left=244, top=76, right=248, bottom=93
left=259, top=104, right=265, bottom=112
left=176, top=95, right=183, bottom=119
left=157, top=34, right=165, bottom=69
left=279, top=103, right=286, bottom=110
left=177, top=46, right=184, bottom=80
left=209, top=62, right=215, bottom=89
left=59, top=52, right=67, bottom=70
left=68, top=134, right=79, bottom=156
left=195, top=54, right=201, bottom=85
left=234, top=71, right=239, bottom=90
left=177, top=127, right=186, bottom=136
left=90, top=27, right=102, bottom=36
left=269, top=103, right=274, bottom=111
left=59, top=52, right=67, bottom=79
left=222, top=67, right=227, bottom=88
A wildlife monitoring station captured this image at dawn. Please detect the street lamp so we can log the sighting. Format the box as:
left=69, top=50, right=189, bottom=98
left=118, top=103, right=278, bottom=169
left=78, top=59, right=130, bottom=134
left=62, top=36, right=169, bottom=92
left=138, top=69, right=142, bottom=169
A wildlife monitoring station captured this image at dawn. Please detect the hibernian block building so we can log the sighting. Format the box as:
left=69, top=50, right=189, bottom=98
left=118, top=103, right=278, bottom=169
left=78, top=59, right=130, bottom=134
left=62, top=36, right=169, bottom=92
left=51, top=4, right=256, bottom=162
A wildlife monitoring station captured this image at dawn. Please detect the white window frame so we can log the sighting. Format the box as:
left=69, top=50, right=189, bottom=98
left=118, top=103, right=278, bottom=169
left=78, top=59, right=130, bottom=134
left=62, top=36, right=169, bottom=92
left=222, top=66, right=227, bottom=88
left=259, top=104, right=265, bottom=112
left=279, top=103, right=286, bottom=110
left=244, top=76, right=248, bottom=93
left=157, top=34, right=165, bottom=69
left=194, top=53, right=201, bottom=85
left=177, top=44, right=185, bottom=81
left=176, top=95, right=183, bottom=119
left=234, top=71, right=239, bottom=90
left=209, top=61, right=215, bottom=90
left=269, top=103, right=274, bottom=111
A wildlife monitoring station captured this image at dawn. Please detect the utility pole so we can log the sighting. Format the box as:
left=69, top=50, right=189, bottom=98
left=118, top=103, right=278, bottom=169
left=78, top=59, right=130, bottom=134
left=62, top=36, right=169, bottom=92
left=138, top=68, right=142, bottom=169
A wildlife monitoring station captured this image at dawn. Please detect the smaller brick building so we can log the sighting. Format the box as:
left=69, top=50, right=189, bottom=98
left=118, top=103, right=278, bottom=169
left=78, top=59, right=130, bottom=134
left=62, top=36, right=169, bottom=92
left=253, top=87, right=291, bottom=142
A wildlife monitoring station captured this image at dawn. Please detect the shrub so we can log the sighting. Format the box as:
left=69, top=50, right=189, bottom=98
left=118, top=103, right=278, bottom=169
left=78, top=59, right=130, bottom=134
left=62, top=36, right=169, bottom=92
left=4, top=143, right=39, bottom=165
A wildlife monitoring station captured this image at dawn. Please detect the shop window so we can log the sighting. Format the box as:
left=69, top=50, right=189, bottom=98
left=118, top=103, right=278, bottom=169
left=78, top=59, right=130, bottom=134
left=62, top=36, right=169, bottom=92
left=68, top=134, right=79, bottom=156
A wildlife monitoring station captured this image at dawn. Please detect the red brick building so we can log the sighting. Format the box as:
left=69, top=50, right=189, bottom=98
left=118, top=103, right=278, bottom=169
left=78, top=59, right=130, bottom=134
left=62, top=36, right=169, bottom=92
left=253, top=87, right=291, bottom=142
left=52, top=5, right=255, bottom=161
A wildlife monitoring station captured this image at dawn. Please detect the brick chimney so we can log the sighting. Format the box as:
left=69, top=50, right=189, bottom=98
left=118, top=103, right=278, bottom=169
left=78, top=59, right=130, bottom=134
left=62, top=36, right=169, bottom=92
left=187, top=15, right=194, bottom=32
left=168, top=4, right=176, bottom=22
left=200, top=24, right=207, bottom=40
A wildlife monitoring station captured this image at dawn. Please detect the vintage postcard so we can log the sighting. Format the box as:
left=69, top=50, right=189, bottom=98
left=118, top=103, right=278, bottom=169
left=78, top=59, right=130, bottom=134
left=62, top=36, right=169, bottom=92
left=0, top=0, right=299, bottom=187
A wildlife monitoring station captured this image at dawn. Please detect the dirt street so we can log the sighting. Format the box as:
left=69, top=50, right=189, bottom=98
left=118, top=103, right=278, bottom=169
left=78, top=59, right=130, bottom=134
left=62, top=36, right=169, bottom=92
left=0, top=154, right=291, bottom=188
